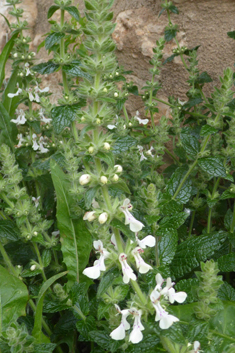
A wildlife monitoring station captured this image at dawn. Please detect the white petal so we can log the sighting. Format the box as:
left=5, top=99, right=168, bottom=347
left=110, top=324, right=125, bottom=340
left=129, top=219, right=145, bottom=232
left=139, top=262, right=152, bottom=274
left=82, top=265, right=100, bottom=279
left=107, top=124, right=116, bottom=130
left=138, top=235, right=156, bottom=248
left=159, top=315, right=179, bottom=330
left=169, top=288, right=187, bottom=304
left=93, top=240, right=103, bottom=250
left=194, top=341, right=200, bottom=351
left=129, top=327, right=143, bottom=344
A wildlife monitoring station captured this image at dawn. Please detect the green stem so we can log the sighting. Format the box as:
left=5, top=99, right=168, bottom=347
left=113, top=228, right=124, bottom=253
left=0, top=193, right=14, bottom=208
left=130, top=279, right=147, bottom=305
left=0, top=241, right=16, bottom=275
left=164, top=148, right=179, bottom=164
left=32, top=243, right=47, bottom=282
left=152, top=96, right=174, bottom=108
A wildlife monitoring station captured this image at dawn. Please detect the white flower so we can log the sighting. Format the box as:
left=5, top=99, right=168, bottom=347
left=7, top=83, right=22, bottom=98
left=150, top=289, right=179, bottom=329
left=11, top=109, right=27, bottom=125
left=155, top=273, right=164, bottom=291
left=83, top=240, right=110, bottom=279
left=110, top=304, right=130, bottom=340
left=134, top=111, right=149, bottom=125
left=104, top=142, right=111, bottom=150
left=79, top=174, right=91, bottom=185
left=112, top=174, right=119, bottom=182
left=32, top=196, right=40, bottom=208
left=137, top=145, right=147, bottom=161
left=168, top=287, right=187, bottom=304
left=107, top=124, right=116, bottom=130
left=100, top=176, right=108, bottom=184
left=111, top=233, right=118, bottom=250
left=119, top=253, right=136, bottom=284
left=39, top=108, right=52, bottom=124
left=114, top=164, right=123, bottom=173
left=38, top=136, right=49, bottom=153
left=120, top=199, right=144, bottom=233
left=32, top=134, right=40, bottom=151
left=35, top=84, right=49, bottom=94
left=83, top=211, right=96, bottom=222
left=129, top=308, right=144, bottom=344
left=146, top=146, right=154, bottom=157
left=25, top=62, right=32, bottom=76
left=30, top=264, right=36, bottom=271
left=160, top=277, right=175, bottom=296
left=132, top=247, right=152, bottom=274
left=16, top=133, right=25, bottom=148
left=98, top=212, right=108, bottom=224
left=188, top=341, right=201, bottom=353
left=136, top=234, right=156, bottom=249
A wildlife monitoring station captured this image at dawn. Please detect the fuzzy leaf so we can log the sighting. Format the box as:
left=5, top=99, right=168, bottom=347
left=164, top=28, right=177, bottom=42
left=180, top=128, right=200, bottom=158
left=112, top=135, right=138, bottom=154
left=45, top=32, right=65, bottom=50
left=0, top=220, right=19, bottom=241
left=47, top=5, right=60, bottom=18
left=64, top=6, right=80, bottom=21
left=184, top=97, right=202, bottom=109
left=157, top=228, right=178, bottom=265
left=163, top=53, right=177, bottom=64
left=76, top=316, right=96, bottom=338
left=221, top=189, right=235, bottom=201
left=171, top=231, right=226, bottom=278
left=218, top=282, right=235, bottom=301
left=159, top=211, right=190, bottom=229
left=32, top=61, right=60, bottom=75
left=218, top=253, right=235, bottom=272
left=51, top=103, right=85, bottom=134
left=50, top=160, right=92, bottom=289
left=89, top=331, right=121, bottom=352
left=62, top=61, right=92, bottom=80
left=0, top=264, right=28, bottom=330
left=195, top=71, right=213, bottom=84
left=198, top=157, right=227, bottom=178
left=166, top=165, right=192, bottom=204
left=200, top=124, right=218, bottom=137
left=84, top=186, right=99, bottom=209
left=175, top=278, right=199, bottom=303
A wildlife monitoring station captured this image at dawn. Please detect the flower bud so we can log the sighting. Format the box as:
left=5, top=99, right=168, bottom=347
left=96, top=118, right=101, bottom=124
left=30, top=264, right=36, bottom=271
left=83, top=211, right=96, bottom=222
left=104, top=142, right=110, bottom=150
left=114, top=92, right=118, bottom=98
left=112, top=174, right=119, bottom=182
left=79, top=174, right=91, bottom=185
left=98, top=212, right=108, bottom=224
left=81, top=116, right=85, bottom=122
left=103, top=88, right=107, bottom=92
left=100, top=176, right=108, bottom=184
left=114, top=165, right=123, bottom=173
left=13, top=53, right=18, bottom=58
left=88, top=146, right=94, bottom=153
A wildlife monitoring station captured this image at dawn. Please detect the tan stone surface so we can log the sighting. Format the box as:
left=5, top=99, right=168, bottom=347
left=0, top=0, right=235, bottom=115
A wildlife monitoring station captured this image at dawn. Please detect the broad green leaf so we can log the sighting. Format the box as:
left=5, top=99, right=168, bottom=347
left=51, top=103, right=85, bottom=134
left=180, top=128, right=200, bottom=158
left=84, top=1, right=96, bottom=10
left=64, top=6, right=80, bottom=21
left=175, top=278, right=199, bottom=303
left=195, top=71, right=213, bottom=84
left=221, top=188, right=235, bottom=201
left=218, top=253, right=235, bottom=272
left=0, top=31, right=19, bottom=88
left=164, top=28, right=177, bottom=42
left=198, top=157, right=227, bottom=178
left=163, top=53, right=177, bottom=65
left=227, top=31, right=235, bottom=39
left=112, top=135, right=138, bottom=154
left=169, top=5, right=179, bottom=14
left=0, top=264, right=28, bottom=330
left=41, top=249, right=51, bottom=268
left=63, top=61, right=92, bottom=80
left=166, top=165, right=192, bottom=204
left=32, top=61, right=60, bottom=75
left=218, top=282, right=235, bottom=301
left=159, top=211, right=190, bottom=229
left=97, top=267, right=120, bottom=297
left=0, top=102, right=17, bottom=149
left=89, top=331, right=121, bottom=352
left=0, top=220, right=19, bottom=242
left=50, top=160, right=92, bottom=289
left=32, top=271, right=67, bottom=342
left=45, top=32, right=65, bottom=51
left=171, top=231, right=226, bottom=277
left=184, top=97, right=202, bottom=109
left=200, top=124, right=218, bottom=137
left=110, top=219, right=135, bottom=241
left=157, top=228, right=178, bottom=265
left=126, top=334, right=160, bottom=353
left=34, top=343, right=57, bottom=353
left=76, top=316, right=96, bottom=338
left=47, top=5, right=60, bottom=18
left=161, top=199, right=183, bottom=215
left=84, top=186, right=99, bottom=209
left=97, top=301, right=111, bottom=320
left=2, top=68, right=21, bottom=116
left=224, top=209, right=233, bottom=231
left=96, top=151, right=114, bottom=167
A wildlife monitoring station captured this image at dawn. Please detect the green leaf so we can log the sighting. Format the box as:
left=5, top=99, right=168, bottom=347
left=200, top=124, right=218, bottom=137
left=0, top=13, right=11, bottom=29
left=164, top=28, right=177, bottom=41
left=157, top=228, right=178, bottom=265
left=110, top=219, right=135, bottom=241
left=97, top=267, right=120, bottom=297
left=0, top=220, right=19, bottom=241
left=45, top=32, right=65, bottom=50
left=0, top=31, right=19, bottom=88
left=195, top=71, right=213, bottom=84
left=32, top=271, right=67, bottom=342
left=41, top=249, right=51, bottom=268
left=34, top=343, right=57, bottom=353
left=166, top=165, right=192, bottom=204
left=47, top=5, right=60, bottom=18
left=171, top=231, right=226, bottom=277
left=198, top=157, right=227, bottom=178
left=0, top=264, right=28, bottom=330
left=89, top=331, right=121, bottom=352
left=184, top=97, right=203, bottom=109
left=32, top=61, right=60, bottom=75
left=51, top=104, right=83, bottom=134
left=227, top=31, right=235, bottom=39
left=175, top=278, right=199, bottom=303
left=63, top=61, right=92, bottom=81
left=224, top=209, right=233, bottom=231
left=97, top=301, right=111, bottom=320
left=2, top=68, right=21, bottom=116
left=180, top=128, right=200, bottom=158
left=169, top=5, right=179, bottom=14
left=76, top=316, right=96, bottom=338
left=221, top=188, right=235, bottom=200
left=84, top=186, right=99, bottom=209
left=64, top=6, right=80, bottom=21
left=159, top=211, right=190, bottom=229
left=96, top=151, right=114, bottom=167
left=218, top=282, right=235, bottom=301
left=109, top=179, right=131, bottom=195
left=112, top=135, right=138, bottom=154
left=126, top=334, right=160, bottom=353
left=218, top=253, right=235, bottom=272
left=0, top=102, right=17, bottom=150
left=84, top=1, right=96, bottom=10
left=50, top=160, right=92, bottom=289
left=163, top=53, right=177, bottom=65
left=161, top=199, right=183, bottom=215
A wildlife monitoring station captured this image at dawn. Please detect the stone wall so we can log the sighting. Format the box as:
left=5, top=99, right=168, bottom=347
left=1, top=0, right=235, bottom=116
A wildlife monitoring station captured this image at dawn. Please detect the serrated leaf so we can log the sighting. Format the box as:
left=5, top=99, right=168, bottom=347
left=34, top=343, right=57, bottom=353
left=50, top=160, right=92, bottom=289
left=97, top=301, right=111, bottom=320
left=84, top=0, right=96, bottom=10
left=110, top=219, right=135, bottom=241
left=0, top=220, right=19, bottom=241
left=166, top=165, right=192, bottom=204
left=43, top=298, right=70, bottom=313
left=0, top=264, right=28, bottom=330
left=171, top=231, right=226, bottom=278
left=169, top=5, right=179, bottom=14
left=97, top=268, right=120, bottom=297
left=227, top=31, right=235, bottom=39
left=47, top=5, right=60, bottom=18
left=51, top=103, right=84, bottom=134
left=221, top=188, right=235, bottom=200
left=180, top=128, right=200, bottom=158
left=164, top=28, right=177, bottom=42
left=63, top=61, right=92, bottom=81
left=112, top=136, right=138, bottom=154
left=45, top=32, right=65, bottom=50
left=210, top=302, right=235, bottom=347
left=76, top=316, right=96, bottom=338
left=89, top=331, right=121, bottom=352
left=218, top=282, right=235, bottom=301
left=200, top=124, right=218, bottom=137
left=157, top=228, right=178, bottom=265
left=218, top=253, right=235, bottom=272
left=198, top=157, right=227, bottom=178
left=183, top=97, right=202, bottom=109
left=161, top=200, right=183, bottom=215
left=175, top=278, right=199, bottom=303
left=126, top=334, right=160, bottom=353
left=159, top=211, right=190, bottom=229
left=64, top=6, right=80, bottom=21
left=195, top=71, right=213, bottom=84
left=41, top=249, right=51, bottom=268
left=163, top=53, right=177, bottom=65
left=32, top=61, right=60, bottom=75
left=224, top=209, right=233, bottom=231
